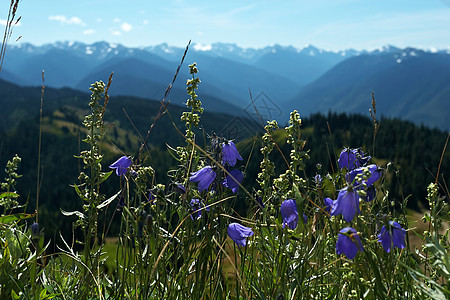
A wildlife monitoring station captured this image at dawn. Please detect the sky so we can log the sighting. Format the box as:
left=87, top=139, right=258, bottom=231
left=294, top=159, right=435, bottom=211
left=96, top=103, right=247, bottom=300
left=2, top=0, right=450, bottom=51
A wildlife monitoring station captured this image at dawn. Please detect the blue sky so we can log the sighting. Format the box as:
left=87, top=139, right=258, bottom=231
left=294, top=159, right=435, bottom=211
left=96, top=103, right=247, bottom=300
left=3, top=0, right=450, bottom=50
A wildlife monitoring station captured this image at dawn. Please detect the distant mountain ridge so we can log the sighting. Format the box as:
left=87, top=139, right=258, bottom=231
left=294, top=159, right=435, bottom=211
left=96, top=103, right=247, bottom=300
left=2, top=41, right=450, bottom=130
left=284, top=48, right=450, bottom=130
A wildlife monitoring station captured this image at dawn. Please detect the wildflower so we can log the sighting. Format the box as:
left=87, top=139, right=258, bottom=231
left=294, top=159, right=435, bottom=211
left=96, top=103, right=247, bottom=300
left=117, top=196, right=126, bottom=211
left=222, top=141, right=243, bottom=167
left=189, top=199, right=210, bottom=220
left=336, top=227, right=364, bottom=259
left=330, top=187, right=361, bottom=222
left=324, top=197, right=334, bottom=213
left=338, top=148, right=370, bottom=170
left=346, top=164, right=381, bottom=187
left=365, top=186, right=376, bottom=202
left=148, top=191, right=156, bottom=202
left=109, top=156, right=132, bottom=177
left=189, top=166, right=216, bottom=192
left=30, top=222, right=39, bottom=237
left=314, top=174, right=322, bottom=186
left=227, top=223, right=254, bottom=247
left=280, top=199, right=299, bottom=230
left=377, top=221, right=406, bottom=253
left=256, top=196, right=265, bottom=208
left=174, top=184, right=186, bottom=194
left=303, top=213, right=307, bottom=224
left=223, top=169, right=244, bottom=193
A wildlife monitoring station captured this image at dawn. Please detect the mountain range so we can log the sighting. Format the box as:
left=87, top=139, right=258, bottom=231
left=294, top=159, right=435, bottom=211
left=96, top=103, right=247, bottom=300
left=1, top=41, right=449, bottom=130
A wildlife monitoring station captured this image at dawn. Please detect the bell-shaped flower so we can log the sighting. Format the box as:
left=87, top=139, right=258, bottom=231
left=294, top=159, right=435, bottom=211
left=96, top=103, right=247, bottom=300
left=377, top=221, right=406, bottom=253
left=256, top=196, right=265, bottom=208
left=148, top=191, right=156, bottom=202
left=346, top=164, right=381, bottom=187
left=280, top=199, right=299, bottom=230
left=336, top=227, right=364, bottom=259
left=324, top=197, right=334, bottom=213
left=189, top=199, right=210, bottom=220
left=222, top=141, right=243, bottom=167
left=223, top=169, right=244, bottom=193
left=109, top=156, right=132, bottom=177
left=30, top=222, right=40, bottom=237
left=117, top=196, right=126, bottom=212
left=314, top=174, right=322, bottom=186
left=227, top=223, right=254, bottom=247
left=330, top=187, right=361, bottom=222
left=338, top=148, right=370, bottom=170
left=174, top=184, right=186, bottom=194
left=365, top=186, right=376, bottom=202
left=189, top=166, right=216, bottom=192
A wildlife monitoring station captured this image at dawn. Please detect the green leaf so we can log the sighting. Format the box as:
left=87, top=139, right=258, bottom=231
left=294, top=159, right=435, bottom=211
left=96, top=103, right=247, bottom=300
left=11, top=289, right=20, bottom=300
left=97, top=190, right=121, bottom=209
left=0, top=192, right=19, bottom=199
left=60, top=209, right=85, bottom=219
left=0, top=212, right=36, bottom=224
left=166, top=143, right=181, bottom=161
left=71, top=184, right=87, bottom=201
left=365, top=249, right=387, bottom=297
left=97, top=170, right=113, bottom=185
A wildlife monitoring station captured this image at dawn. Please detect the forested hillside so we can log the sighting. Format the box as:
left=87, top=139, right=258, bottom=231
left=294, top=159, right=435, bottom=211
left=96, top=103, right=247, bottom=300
left=0, top=77, right=447, bottom=243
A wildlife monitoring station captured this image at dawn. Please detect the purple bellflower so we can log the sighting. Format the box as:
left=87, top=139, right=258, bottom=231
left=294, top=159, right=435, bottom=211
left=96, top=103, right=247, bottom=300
left=222, top=141, right=243, bottom=167
left=314, top=174, right=322, bottom=187
left=324, top=197, right=334, bottom=213
left=117, top=196, right=125, bottom=212
left=190, top=199, right=210, bottom=220
left=148, top=191, right=156, bottom=202
left=189, top=166, right=216, bottom=192
left=109, top=156, right=132, bottom=177
left=331, top=187, right=361, bottom=222
left=365, top=186, right=376, bottom=202
left=256, top=196, right=265, bottom=208
left=30, top=222, right=39, bottom=237
left=338, top=148, right=371, bottom=170
left=336, top=227, right=364, bottom=259
left=378, top=221, right=406, bottom=253
left=174, top=184, right=186, bottom=194
left=346, top=164, right=381, bottom=187
left=227, top=223, right=254, bottom=247
left=223, top=169, right=244, bottom=193
left=280, top=199, right=299, bottom=230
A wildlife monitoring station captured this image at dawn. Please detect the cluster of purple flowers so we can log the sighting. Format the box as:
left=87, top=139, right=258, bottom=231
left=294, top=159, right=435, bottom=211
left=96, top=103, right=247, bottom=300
left=328, top=148, right=406, bottom=259
left=189, top=141, right=244, bottom=194
left=109, top=145, right=406, bottom=259
left=330, top=148, right=382, bottom=223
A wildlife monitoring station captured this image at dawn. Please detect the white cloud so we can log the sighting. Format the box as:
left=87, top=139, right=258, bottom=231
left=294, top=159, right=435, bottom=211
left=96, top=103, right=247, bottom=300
left=48, top=15, right=86, bottom=26
left=0, top=18, right=22, bottom=26
left=121, top=22, right=132, bottom=32
left=113, top=18, right=121, bottom=23
left=96, top=18, right=102, bottom=23
left=143, top=20, right=149, bottom=25
left=83, top=29, right=95, bottom=35
left=111, top=30, right=121, bottom=36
